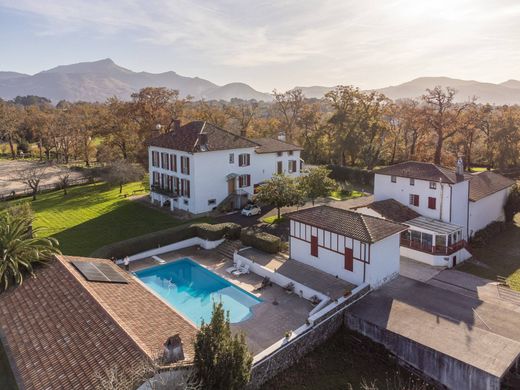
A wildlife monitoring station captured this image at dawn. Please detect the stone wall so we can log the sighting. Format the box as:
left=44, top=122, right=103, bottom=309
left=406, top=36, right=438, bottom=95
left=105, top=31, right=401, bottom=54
left=247, top=284, right=370, bottom=389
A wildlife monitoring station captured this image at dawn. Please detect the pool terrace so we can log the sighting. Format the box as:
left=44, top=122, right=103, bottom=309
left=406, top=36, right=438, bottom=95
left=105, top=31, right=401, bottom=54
left=128, top=246, right=315, bottom=354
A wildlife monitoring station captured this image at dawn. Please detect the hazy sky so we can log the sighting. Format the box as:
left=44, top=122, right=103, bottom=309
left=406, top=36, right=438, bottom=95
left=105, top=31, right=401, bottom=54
left=0, top=0, right=519, bottom=91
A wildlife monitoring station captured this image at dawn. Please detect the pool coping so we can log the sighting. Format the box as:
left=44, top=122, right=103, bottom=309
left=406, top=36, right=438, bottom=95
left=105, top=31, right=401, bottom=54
left=131, top=257, right=266, bottom=328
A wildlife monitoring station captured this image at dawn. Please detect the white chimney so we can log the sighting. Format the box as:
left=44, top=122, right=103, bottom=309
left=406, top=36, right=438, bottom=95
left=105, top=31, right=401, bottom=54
left=456, top=157, right=464, bottom=175
left=278, top=132, right=286, bottom=142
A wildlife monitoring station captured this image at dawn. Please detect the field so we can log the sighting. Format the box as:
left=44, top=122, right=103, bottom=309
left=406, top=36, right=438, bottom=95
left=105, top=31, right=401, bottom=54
left=10, top=182, right=186, bottom=256
left=263, top=328, right=431, bottom=390
left=458, top=214, right=520, bottom=291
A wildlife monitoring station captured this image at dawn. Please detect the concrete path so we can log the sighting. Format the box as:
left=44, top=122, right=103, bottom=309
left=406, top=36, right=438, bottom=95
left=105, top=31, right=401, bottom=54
left=399, top=256, right=444, bottom=282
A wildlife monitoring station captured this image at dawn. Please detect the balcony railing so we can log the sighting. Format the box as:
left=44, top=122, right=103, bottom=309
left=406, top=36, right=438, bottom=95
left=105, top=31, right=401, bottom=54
left=400, top=238, right=466, bottom=256
left=151, top=185, right=178, bottom=198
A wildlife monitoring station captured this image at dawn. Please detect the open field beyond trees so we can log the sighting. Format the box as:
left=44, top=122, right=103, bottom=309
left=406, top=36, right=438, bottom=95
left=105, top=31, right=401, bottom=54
left=8, top=182, right=186, bottom=256
left=459, top=214, right=520, bottom=291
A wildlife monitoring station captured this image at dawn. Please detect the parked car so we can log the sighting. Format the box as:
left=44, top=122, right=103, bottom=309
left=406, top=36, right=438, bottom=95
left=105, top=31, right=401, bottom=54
left=241, top=204, right=261, bottom=216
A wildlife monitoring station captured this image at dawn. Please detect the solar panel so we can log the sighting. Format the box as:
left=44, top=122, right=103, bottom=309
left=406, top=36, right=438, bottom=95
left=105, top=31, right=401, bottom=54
left=71, top=261, right=128, bottom=284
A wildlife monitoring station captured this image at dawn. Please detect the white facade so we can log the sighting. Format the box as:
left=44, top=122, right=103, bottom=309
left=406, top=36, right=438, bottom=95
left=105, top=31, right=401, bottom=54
left=149, top=145, right=302, bottom=214
left=289, top=219, right=400, bottom=288
left=468, top=187, right=510, bottom=236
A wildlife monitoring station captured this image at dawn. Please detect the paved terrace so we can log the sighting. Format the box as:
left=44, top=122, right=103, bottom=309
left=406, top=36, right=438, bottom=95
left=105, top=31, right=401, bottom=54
left=129, top=247, right=314, bottom=355
left=238, top=247, right=356, bottom=300
left=347, top=276, right=520, bottom=380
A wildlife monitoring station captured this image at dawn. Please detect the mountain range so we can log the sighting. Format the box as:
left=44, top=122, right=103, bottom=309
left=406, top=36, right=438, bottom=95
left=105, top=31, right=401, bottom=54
left=1, top=59, right=519, bottom=104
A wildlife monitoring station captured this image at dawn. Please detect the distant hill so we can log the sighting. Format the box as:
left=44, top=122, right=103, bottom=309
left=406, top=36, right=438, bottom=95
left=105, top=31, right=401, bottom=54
left=0, top=59, right=272, bottom=103
left=375, top=77, right=520, bottom=104
left=0, top=59, right=519, bottom=104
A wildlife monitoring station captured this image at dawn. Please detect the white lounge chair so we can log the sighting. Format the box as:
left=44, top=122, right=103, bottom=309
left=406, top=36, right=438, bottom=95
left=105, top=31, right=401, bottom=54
left=232, top=264, right=250, bottom=276
left=226, top=259, right=241, bottom=274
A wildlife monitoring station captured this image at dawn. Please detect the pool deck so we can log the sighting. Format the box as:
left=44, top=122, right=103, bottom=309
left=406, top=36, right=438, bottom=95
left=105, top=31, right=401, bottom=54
left=128, top=246, right=314, bottom=355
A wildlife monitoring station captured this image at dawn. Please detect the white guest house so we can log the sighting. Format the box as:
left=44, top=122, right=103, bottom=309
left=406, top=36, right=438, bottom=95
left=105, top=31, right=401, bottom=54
left=148, top=121, right=303, bottom=214
left=355, top=160, right=514, bottom=267
left=286, top=206, right=407, bottom=288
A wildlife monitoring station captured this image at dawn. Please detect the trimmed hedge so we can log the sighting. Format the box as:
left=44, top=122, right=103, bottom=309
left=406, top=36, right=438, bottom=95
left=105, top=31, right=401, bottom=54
left=240, top=228, right=281, bottom=254
left=327, top=165, right=374, bottom=186
left=90, top=222, right=240, bottom=259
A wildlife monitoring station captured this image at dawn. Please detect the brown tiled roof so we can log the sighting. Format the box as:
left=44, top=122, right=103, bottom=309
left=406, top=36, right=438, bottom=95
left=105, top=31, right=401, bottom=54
left=286, top=205, right=407, bottom=243
left=468, top=171, right=515, bottom=201
left=0, top=255, right=197, bottom=390
left=353, top=199, right=420, bottom=223
left=250, top=138, right=303, bottom=154
left=149, top=121, right=258, bottom=152
left=375, top=161, right=467, bottom=184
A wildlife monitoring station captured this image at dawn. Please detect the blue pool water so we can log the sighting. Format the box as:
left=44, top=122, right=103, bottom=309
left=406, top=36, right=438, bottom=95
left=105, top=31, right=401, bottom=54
left=135, top=258, right=262, bottom=326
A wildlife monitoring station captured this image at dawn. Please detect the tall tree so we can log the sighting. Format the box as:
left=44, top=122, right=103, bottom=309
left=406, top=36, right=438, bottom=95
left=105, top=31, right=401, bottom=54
left=273, top=88, right=305, bottom=143
left=421, top=86, right=475, bottom=164
left=0, top=101, right=24, bottom=158
left=225, top=100, right=258, bottom=137
left=194, top=302, right=252, bottom=390
left=298, top=166, right=338, bottom=205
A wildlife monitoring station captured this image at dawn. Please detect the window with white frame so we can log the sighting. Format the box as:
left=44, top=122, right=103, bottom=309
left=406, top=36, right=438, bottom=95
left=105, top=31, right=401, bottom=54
left=180, top=156, right=190, bottom=174
left=288, top=160, right=297, bottom=173
left=229, top=153, right=234, bottom=164
left=238, top=153, right=250, bottom=167
left=429, top=181, right=437, bottom=189
left=410, top=178, right=415, bottom=186
left=238, top=174, right=251, bottom=188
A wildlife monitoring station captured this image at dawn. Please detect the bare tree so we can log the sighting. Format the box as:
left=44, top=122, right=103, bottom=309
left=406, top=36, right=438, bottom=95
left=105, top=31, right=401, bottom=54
left=273, top=88, right=305, bottom=143
left=11, top=163, right=49, bottom=200
left=57, top=174, right=70, bottom=195
left=102, top=161, right=145, bottom=193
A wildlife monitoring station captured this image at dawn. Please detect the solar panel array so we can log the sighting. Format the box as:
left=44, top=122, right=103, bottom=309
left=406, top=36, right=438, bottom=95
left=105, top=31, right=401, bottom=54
left=71, top=261, right=128, bottom=284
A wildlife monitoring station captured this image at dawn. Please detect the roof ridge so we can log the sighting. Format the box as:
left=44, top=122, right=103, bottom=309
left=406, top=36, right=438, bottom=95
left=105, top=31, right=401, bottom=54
left=200, top=121, right=260, bottom=147
left=358, top=213, right=374, bottom=242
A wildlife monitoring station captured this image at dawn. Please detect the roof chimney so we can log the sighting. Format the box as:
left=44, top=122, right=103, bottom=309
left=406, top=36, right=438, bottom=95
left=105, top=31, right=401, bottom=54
left=278, top=132, right=286, bottom=142
left=456, top=157, right=464, bottom=176
left=198, top=133, right=208, bottom=151
left=163, top=334, right=184, bottom=364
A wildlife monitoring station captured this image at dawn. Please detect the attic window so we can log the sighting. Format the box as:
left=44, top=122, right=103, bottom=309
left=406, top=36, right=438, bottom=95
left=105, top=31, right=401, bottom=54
left=391, top=176, right=397, bottom=183
left=410, top=178, right=415, bottom=186
left=429, top=181, right=437, bottom=189
left=277, top=151, right=283, bottom=157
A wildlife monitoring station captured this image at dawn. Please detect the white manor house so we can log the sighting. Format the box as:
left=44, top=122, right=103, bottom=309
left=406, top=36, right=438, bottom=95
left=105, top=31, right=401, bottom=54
left=355, top=160, right=515, bottom=268
left=148, top=121, right=303, bottom=214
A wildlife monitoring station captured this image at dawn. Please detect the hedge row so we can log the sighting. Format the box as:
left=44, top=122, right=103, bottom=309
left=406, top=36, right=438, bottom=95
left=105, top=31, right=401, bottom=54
left=470, top=221, right=505, bottom=248
left=240, top=228, right=281, bottom=254
left=327, top=165, right=374, bottom=186
left=90, top=222, right=241, bottom=259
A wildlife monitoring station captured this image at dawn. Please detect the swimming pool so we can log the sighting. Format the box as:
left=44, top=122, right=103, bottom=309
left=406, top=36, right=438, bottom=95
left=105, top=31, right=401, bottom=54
left=134, top=258, right=262, bottom=326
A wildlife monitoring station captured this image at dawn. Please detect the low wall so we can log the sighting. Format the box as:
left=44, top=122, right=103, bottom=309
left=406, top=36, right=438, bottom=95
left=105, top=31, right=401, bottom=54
left=247, top=284, right=370, bottom=389
left=234, top=251, right=328, bottom=302
left=345, top=314, right=501, bottom=390
left=125, top=237, right=225, bottom=262
left=400, top=247, right=471, bottom=268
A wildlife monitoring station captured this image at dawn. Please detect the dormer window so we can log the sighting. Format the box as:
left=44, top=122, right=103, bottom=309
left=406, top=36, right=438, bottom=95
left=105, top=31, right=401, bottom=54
left=410, top=178, right=415, bottom=186
left=277, top=151, right=283, bottom=157
left=391, top=176, right=397, bottom=183
left=429, top=181, right=437, bottom=189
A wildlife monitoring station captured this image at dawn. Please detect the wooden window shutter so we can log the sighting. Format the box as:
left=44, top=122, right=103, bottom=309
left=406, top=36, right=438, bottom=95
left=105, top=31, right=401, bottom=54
left=247, top=175, right=251, bottom=187
left=414, top=194, right=419, bottom=207
left=428, top=197, right=436, bottom=209
left=311, top=235, right=318, bottom=257
left=239, top=175, right=243, bottom=188
left=186, top=157, right=190, bottom=175
left=181, top=179, right=185, bottom=196
left=173, top=155, right=177, bottom=171
left=186, top=180, right=190, bottom=198
left=344, top=247, right=353, bottom=271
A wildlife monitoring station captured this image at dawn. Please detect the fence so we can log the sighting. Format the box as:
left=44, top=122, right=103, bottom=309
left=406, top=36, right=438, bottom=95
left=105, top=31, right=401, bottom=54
left=0, top=177, right=97, bottom=201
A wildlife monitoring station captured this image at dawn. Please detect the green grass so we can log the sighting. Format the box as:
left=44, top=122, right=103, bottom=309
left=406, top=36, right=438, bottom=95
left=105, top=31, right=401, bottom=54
left=329, top=189, right=364, bottom=201
left=261, top=215, right=285, bottom=224
left=458, top=215, right=520, bottom=291
left=469, top=166, right=489, bottom=172
left=13, top=182, right=188, bottom=256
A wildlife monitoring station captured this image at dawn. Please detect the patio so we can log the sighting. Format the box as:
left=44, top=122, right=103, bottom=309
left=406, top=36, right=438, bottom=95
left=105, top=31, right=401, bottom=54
left=127, top=246, right=314, bottom=355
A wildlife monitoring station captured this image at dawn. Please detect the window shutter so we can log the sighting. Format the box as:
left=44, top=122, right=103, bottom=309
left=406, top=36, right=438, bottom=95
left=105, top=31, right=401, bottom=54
left=344, top=248, right=353, bottom=271
left=428, top=197, right=436, bottom=209
left=311, top=235, right=318, bottom=257
left=247, top=175, right=251, bottom=187
left=414, top=195, right=419, bottom=207
left=181, top=179, right=184, bottom=196
left=186, top=180, right=190, bottom=198
left=239, top=175, right=243, bottom=188
left=246, top=154, right=250, bottom=166
left=186, top=157, right=190, bottom=175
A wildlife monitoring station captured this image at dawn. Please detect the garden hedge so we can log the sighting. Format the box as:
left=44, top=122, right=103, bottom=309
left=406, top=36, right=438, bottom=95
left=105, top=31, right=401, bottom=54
left=90, top=222, right=241, bottom=259
left=470, top=221, right=505, bottom=248
left=327, top=165, right=374, bottom=186
left=240, top=228, right=281, bottom=253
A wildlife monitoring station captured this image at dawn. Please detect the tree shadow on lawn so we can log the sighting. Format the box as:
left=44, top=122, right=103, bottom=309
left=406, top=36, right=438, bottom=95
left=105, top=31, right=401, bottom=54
left=51, top=201, right=184, bottom=256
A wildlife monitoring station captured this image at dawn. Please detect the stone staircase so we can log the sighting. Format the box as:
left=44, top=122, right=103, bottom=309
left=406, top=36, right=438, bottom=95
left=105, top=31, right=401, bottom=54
left=217, top=240, right=243, bottom=259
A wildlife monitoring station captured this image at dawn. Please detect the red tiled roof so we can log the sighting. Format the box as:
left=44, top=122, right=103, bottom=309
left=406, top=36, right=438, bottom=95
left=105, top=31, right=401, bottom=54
left=286, top=205, right=407, bottom=243
left=468, top=171, right=515, bottom=201
left=0, top=255, right=197, bottom=390
left=353, top=199, right=420, bottom=223
left=375, top=161, right=466, bottom=184
left=250, top=138, right=303, bottom=154
left=149, top=121, right=258, bottom=152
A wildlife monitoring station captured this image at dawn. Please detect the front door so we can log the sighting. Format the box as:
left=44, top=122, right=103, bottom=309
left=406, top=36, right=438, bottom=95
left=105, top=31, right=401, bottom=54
left=228, top=178, right=236, bottom=194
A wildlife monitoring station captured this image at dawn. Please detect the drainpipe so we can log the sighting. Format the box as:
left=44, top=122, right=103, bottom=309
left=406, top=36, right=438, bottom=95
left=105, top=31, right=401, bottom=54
left=439, top=181, right=444, bottom=221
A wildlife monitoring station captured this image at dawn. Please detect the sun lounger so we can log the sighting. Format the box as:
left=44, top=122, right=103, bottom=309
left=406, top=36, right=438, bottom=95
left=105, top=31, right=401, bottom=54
left=232, top=264, right=250, bottom=276
left=226, top=259, right=241, bottom=274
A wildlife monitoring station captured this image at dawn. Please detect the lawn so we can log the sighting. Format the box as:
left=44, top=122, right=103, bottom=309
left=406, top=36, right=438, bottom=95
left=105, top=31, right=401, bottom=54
left=329, top=189, right=365, bottom=201
left=262, top=328, right=431, bottom=390
left=12, top=182, right=188, bottom=256
left=261, top=215, right=285, bottom=224
left=458, top=214, right=520, bottom=291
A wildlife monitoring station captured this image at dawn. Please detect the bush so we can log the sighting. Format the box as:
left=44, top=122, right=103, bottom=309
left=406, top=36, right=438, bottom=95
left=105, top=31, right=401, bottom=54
left=240, top=228, right=281, bottom=253
left=90, top=222, right=240, bottom=258
left=471, top=221, right=506, bottom=248
left=194, top=222, right=241, bottom=241
left=327, top=165, right=374, bottom=186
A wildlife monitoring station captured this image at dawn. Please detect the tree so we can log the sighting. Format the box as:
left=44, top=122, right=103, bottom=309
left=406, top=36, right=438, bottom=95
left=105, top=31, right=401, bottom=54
left=273, top=88, right=305, bottom=143
left=102, top=161, right=145, bottom=193
left=256, top=174, right=304, bottom=219
left=0, top=101, right=24, bottom=158
left=299, top=166, right=338, bottom=205
left=505, top=184, right=520, bottom=222
left=57, top=174, right=70, bottom=195
left=194, top=302, right=252, bottom=390
left=225, top=100, right=258, bottom=137
left=11, top=163, right=49, bottom=200
left=421, top=86, right=475, bottom=164
left=0, top=212, right=61, bottom=290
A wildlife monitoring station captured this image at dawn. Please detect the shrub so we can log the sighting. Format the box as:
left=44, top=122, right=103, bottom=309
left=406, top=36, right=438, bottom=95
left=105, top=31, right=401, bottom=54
left=240, top=228, right=281, bottom=253
left=327, top=165, right=374, bottom=186
left=471, top=221, right=506, bottom=248
left=194, top=222, right=241, bottom=241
